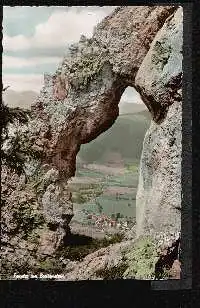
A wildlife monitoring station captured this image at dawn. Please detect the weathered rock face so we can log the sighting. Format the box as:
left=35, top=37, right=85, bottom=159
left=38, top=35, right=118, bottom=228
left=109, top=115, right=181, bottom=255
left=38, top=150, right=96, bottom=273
left=31, top=5, right=177, bottom=175
left=1, top=164, right=44, bottom=276
left=135, top=7, right=183, bottom=238
left=29, top=5, right=178, bottom=231
left=63, top=240, right=133, bottom=281
left=1, top=5, right=182, bottom=277
left=135, top=8, right=183, bottom=122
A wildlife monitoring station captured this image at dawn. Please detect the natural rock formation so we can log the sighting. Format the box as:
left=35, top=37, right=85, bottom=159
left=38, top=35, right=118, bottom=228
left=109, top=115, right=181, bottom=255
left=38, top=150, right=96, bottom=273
left=1, top=165, right=45, bottom=276
left=29, top=5, right=178, bottom=232
left=61, top=240, right=133, bottom=281
left=155, top=237, right=181, bottom=279
left=1, top=5, right=182, bottom=278
left=135, top=7, right=182, bottom=238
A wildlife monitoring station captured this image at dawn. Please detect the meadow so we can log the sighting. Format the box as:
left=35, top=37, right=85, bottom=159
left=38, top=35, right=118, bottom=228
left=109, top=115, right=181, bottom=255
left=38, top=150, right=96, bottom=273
left=69, top=163, right=139, bottom=226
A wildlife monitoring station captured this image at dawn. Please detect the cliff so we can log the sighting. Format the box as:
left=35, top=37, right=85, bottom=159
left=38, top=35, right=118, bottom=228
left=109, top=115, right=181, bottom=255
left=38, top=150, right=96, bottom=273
left=135, top=7, right=182, bottom=238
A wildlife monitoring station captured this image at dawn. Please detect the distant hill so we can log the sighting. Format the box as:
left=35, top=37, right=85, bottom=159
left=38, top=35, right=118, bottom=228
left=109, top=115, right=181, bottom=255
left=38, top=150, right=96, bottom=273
left=78, top=107, right=151, bottom=165
left=2, top=90, right=150, bottom=166
left=136, top=109, right=151, bottom=118
left=119, top=102, right=146, bottom=115
left=3, top=89, right=147, bottom=114
left=3, top=90, right=38, bottom=109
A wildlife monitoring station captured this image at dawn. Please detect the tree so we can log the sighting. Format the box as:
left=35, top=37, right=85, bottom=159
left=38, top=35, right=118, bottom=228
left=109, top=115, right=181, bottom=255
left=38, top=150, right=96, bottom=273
left=111, top=213, right=115, bottom=219
left=116, top=213, right=121, bottom=220
left=1, top=86, right=31, bottom=175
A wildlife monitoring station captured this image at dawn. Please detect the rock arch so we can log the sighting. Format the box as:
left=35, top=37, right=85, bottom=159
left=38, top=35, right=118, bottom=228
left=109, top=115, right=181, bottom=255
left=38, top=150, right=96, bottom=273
left=29, top=5, right=182, bottom=245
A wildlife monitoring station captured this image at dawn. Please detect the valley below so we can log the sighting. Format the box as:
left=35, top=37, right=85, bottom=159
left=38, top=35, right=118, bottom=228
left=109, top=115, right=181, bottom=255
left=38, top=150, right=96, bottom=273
left=69, top=162, right=138, bottom=237
left=67, top=107, right=151, bottom=240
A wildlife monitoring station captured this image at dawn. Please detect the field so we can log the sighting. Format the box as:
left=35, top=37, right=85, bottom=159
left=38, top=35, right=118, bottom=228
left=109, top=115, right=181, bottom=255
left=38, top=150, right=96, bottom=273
left=69, top=163, right=139, bottom=226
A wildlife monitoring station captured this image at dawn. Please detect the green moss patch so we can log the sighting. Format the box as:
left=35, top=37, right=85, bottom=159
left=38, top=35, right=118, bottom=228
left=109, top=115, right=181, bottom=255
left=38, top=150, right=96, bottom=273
left=123, top=236, right=159, bottom=280
left=36, top=257, right=65, bottom=274
left=64, top=43, right=109, bottom=89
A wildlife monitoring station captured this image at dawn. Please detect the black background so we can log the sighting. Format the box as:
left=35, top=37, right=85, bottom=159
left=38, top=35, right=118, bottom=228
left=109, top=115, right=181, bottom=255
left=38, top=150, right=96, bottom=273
left=0, top=1, right=199, bottom=306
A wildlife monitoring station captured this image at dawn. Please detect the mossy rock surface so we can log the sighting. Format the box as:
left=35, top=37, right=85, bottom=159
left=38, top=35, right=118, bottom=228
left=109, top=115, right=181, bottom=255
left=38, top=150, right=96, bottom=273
left=123, top=236, right=159, bottom=280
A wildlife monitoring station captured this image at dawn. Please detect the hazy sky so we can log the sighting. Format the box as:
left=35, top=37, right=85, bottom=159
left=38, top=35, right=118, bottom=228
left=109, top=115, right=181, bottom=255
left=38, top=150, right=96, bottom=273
left=3, top=6, right=143, bottom=103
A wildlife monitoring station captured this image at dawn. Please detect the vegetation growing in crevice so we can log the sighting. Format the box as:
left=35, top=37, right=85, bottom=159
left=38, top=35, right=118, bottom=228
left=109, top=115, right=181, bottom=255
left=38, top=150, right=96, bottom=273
left=1, top=93, right=30, bottom=175
left=35, top=257, right=65, bottom=275
left=11, top=199, right=45, bottom=240
left=62, top=40, right=110, bottom=90
left=30, top=167, right=51, bottom=196
left=123, top=236, right=159, bottom=280
left=1, top=89, right=42, bottom=176
left=121, top=236, right=177, bottom=280
left=151, top=39, right=172, bottom=70
left=57, top=232, right=124, bottom=262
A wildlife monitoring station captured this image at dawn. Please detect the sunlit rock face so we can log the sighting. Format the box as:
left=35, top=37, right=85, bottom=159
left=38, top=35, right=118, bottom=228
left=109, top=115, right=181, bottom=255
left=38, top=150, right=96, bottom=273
left=1, top=5, right=182, bottom=274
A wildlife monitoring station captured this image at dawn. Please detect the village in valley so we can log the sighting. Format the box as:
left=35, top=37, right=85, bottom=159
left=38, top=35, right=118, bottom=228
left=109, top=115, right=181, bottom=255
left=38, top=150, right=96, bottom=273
left=85, top=212, right=130, bottom=231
